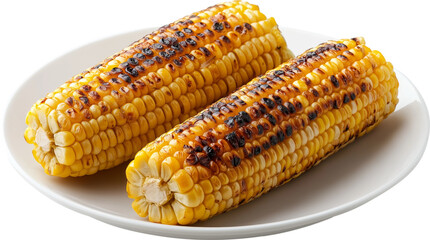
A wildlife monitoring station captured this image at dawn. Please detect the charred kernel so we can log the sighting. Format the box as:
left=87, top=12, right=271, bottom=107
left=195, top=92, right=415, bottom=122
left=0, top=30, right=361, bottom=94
left=214, top=101, right=226, bottom=108
left=244, top=23, right=252, bottom=30
left=235, top=115, right=245, bottom=127
left=277, top=130, right=285, bottom=142
left=221, top=106, right=232, bottom=114
left=119, top=73, right=132, bottom=83
left=244, top=128, right=253, bottom=139
left=308, top=111, right=317, bottom=120
left=196, top=136, right=209, bottom=146
left=234, top=25, right=243, bottom=32
left=127, top=58, right=138, bottom=66
left=231, top=155, right=241, bottom=167
left=186, top=38, right=197, bottom=46
left=274, top=70, right=285, bottom=76
left=238, top=135, right=245, bottom=147
left=237, top=111, right=251, bottom=124
left=338, top=55, right=348, bottom=61
left=248, top=90, right=259, bottom=96
left=197, top=153, right=211, bottom=167
left=285, top=125, right=293, bottom=136
left=257, top=124, right=264, bottom=135
left=119, top=61, right=130, bottom=68
left=81, top=85, right=91, bottom=92
left=261, top=98, right=275, bottom=109
left=243, top=148, right=252, bottom=158
left=200, top=30, right=212, bottom=38
left=152, top=43, right=164, bottom=50
left=197, top=33, right=205, bottom=38
left=160, top=38, right=171, bottom=46
left=186, top=154, right=198, bottom=165
left=79, top=96, right=89, bottom=105
left=135, top=65, right=145, bottom=72
left=171, top=42, right=183, bottom=52
left=110, top=78, right=121, bottom=84
left=89, top=91, right=100, bottom=100
left=142, top=48, right=153, bottom=56
left=305, top=51, right=318, bottom=59
left=143, top=59, right=155, bottom=66
left=335, top=43, right=347, bottom=50
left=167, top=49, right=176, bottom=56
left=333, top=98, right=341, bottom=109
left=220, top=35, right=231, bottom=43
left=260, top=84, right=272, bottom=90
left=310, top=88, right=320, bottom=97
left=100, top=80, right=110, bottom=86
left=153, top=56, right=163, bottom=64
left=213, top=22, right=224, bottom=32
left=256, top=103, right=267, bottom=114
left=173, top=59, right=182, bottom=66
left=227, top=102, right=237, bottom=109
left=76, top=90, right=85, bottom=96
left=343, top=94, right=350, bottom=103
left=361, top=82, right=367, bottom=92
left=129, top=83, right=138, bottom=91
left=177, top=20, right=186, bottom=26
left=133, top=53, right=145, bottom=60
left=209, top=106, right=220, bottom=113
left=262, top=122, right=270, bottom=131
left=199, top=47, right=211, bottom=57
left=259, top=77, right=269, bottom=83
left=235, top=99, right=246, bottom=107
left=125, top=67, right=139, bottom=77
left=159, top=51, right=171, bottom=60
left=203, top=111, right=215, bottom=121
left=330, top=75, right=340, bottom=88
left=183, top=28, right=193, bottom=34
left=168, top=37, right=178, bottom=44
left=204, top=146, right=216, bottom=159
left=66, top=97, right=74, bottom=106
left=277, top=105, right=289, bottom=115
left=272, top=95, right=283, bottom=105
left=269, top=135, right=278, bottom=146
left=175, top=31, right=185, bottom=38
left=253, top=146, right=261, bottom=155
left=294, top=100, right=303, bottom=112
left=110, top=67, right=122, bottom=74
left=225, top=132, right=239, bottom=149
left=339, top=74, right=349, bottom=85
left=262, top=141, right=270, bottom=150
left=266, top=113, right=277, bottom=126
left=179, top=41, right=188, bottom=48
left=350, top=92, right=356, bottom=100
left=194, top=145, right=203, bottom=152
left=224, top=21, right=231, bottom=29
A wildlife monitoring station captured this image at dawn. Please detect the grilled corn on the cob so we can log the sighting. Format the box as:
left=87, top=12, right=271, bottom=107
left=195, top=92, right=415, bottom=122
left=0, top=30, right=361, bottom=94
left=24, top=1, right=294, bottom=177
left=126, top=37, right=399, bottom=225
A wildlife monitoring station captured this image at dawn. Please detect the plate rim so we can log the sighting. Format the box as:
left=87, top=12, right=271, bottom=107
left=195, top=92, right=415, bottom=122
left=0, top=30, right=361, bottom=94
left=3, top=27, right=430, bottom=239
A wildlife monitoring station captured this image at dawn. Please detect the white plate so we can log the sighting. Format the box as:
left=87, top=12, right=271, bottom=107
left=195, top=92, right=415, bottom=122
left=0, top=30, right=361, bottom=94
left=4, top=27, right=429, bottom=239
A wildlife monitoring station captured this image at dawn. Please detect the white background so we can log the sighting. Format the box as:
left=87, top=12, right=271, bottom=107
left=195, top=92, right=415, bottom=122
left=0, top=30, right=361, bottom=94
left=1, top=0, right=429, bottom=239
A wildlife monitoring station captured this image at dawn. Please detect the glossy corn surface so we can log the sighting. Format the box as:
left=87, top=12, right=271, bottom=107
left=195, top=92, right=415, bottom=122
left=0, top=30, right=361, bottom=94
left=24, top=1, right=293, bottom=177
left=126, top=37, right=399, bottom=225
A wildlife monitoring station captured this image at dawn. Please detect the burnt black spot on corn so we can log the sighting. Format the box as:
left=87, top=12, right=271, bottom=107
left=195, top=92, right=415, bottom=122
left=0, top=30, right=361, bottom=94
left=127, top=36, right=399, bottom=225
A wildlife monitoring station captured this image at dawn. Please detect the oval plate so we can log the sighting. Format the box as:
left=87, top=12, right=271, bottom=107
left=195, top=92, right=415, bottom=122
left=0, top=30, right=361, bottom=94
left=4, top=27, right=429, bottom=239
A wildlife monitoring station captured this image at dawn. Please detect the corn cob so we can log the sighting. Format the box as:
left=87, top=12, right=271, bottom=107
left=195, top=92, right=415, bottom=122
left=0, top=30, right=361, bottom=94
left=126, top=37, right=399, bottom=225
left=24, top=1, right=294, bottom=177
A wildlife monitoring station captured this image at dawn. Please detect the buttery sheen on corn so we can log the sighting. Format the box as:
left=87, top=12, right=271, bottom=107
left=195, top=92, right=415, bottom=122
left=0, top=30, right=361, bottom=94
left=126, top=37, right=399, bottom=225
left=24, top=1, right=294, bottom=177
